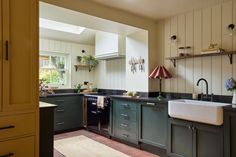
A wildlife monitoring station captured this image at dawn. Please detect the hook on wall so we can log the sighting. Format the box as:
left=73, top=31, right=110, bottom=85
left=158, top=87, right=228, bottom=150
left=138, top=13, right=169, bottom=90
left=170, top=35, right=177, bottom=44
left=228, top=24, right=235, bottom=36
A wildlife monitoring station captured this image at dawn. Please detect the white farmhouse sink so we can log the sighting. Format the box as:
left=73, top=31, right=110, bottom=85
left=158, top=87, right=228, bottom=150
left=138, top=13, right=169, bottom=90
left=168, top=99, right=231, bottom=125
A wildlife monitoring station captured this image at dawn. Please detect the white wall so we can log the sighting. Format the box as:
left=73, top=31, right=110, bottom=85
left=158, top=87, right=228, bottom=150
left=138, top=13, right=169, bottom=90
left=126, top=31, right=149, bottom=92
left=40, top=38, right=95, bottom=88
left=157, top=0, right=236, bottom=96
left=95, top=59, right=126, bottom=90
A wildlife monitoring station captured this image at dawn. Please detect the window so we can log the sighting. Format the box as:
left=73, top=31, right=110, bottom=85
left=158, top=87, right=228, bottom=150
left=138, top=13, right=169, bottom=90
left=39, top=53, right=68, bottom=86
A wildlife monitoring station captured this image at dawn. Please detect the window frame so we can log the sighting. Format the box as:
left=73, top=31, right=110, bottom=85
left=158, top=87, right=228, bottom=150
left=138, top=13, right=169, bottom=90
left=39, top=51, right=70, bottom=88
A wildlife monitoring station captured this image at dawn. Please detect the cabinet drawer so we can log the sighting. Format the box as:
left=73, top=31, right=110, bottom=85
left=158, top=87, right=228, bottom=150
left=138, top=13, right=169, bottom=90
left=115, top=119, right=137, bottom=132
left=116, top=101, right=137, bottom=111
left=54, top=118, right=81, bottom=131
left=116, top=110, right=137, bottom=122
left=0, top=114, right=35, bottom=139
left=0, top=136, right=34, bottom=157
left=114, top=129, right=138, bottom=144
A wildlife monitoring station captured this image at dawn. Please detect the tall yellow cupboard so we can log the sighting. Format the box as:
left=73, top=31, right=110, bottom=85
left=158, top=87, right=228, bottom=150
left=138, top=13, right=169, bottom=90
left=0, top=0, right=39, bottom=156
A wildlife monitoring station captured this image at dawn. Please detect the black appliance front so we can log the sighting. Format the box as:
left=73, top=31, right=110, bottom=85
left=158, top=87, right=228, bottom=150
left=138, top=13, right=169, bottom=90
left=86, top=96, right=110, bottom=136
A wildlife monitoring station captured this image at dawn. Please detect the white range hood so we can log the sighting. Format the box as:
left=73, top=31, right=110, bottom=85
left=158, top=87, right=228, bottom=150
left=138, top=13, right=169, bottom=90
left=95, top=31, right=125, bottom=60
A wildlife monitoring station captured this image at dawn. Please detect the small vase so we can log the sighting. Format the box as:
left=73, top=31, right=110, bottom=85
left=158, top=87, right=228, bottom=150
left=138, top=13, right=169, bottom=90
left=232, top=91, right=236, bottom=108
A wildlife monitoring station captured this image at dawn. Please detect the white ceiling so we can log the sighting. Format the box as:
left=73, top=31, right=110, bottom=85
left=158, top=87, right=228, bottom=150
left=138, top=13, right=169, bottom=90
left=88, top=0, right=230, bottom=19
left=39, top=2, right=143, bottom=44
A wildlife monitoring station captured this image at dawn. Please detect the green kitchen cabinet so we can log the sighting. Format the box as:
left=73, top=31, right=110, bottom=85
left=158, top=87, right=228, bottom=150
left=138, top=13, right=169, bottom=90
left=111, top=99, right=140, bottom=144
left=139, top=102, right=168, bottom=148
left=168, top=118, right=223, bottom=157
left=40, top=95, right=83, bottom=132
left=224, top=109, right=236, bottom=157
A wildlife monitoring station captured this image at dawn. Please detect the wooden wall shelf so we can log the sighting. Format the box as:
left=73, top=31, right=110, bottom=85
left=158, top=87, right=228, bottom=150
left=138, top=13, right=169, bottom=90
left=74, top=64, right=90, bottom=72
left=166, top=51, right=236, bottom=67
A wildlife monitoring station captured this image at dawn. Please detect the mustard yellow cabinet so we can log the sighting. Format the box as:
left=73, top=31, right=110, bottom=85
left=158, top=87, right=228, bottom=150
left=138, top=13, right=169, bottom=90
left=2, top=0, right=38, bottom=112
left=0, top=0, right=39, bottom=157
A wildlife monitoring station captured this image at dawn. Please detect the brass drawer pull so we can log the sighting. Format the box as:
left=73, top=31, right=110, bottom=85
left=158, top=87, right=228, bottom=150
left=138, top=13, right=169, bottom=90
left=146, top=102, right=155, bottom=106
left=56, top=122, right=65, bottom=125
left=0, top=125, right=15, bottom=130
left=121, top=134, right=129, bottom=138
left=120, top=123, right=128, bottom=127
left=120, top=114, right=128, bottom=117
left=0, top=153, right=14, bottom=157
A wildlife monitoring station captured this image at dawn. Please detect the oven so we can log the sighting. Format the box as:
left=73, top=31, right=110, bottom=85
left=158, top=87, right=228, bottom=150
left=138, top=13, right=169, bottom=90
left=86, top=95, right=110, bottom=137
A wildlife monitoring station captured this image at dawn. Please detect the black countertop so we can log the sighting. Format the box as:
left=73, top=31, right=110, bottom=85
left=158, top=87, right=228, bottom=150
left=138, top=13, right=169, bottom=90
left=224, top=105, right=236, bottom=111
left=110, top=95, right=169, bottom=104
left=40, top=93, right=84, bottom=98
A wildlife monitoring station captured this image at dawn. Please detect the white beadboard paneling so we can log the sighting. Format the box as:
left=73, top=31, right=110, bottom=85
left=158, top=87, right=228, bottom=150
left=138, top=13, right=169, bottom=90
left=212, top=5, right=222, bottom=47
left=202, top=57, right=212, bottom=93
left=193, top=10, right=203, bottom=93
left=211, top=4, right=222, bottom=95
left=222, top=1, right=233, bottom=51
left=164, top=19, right=171, bottom=92
left=234, top=0, right=236, bottom=51
left=185, top=12, right=194, bottom=93
left=202, top=8, right=212, bottom=50
left=170, top=16, right=178, bottom=93
left=212, top=56, right=222, bottom=94
left=233, top=0, right=236, bottom=80
left=177, top=14, right=186, bottom=93
left=222, top=1, right=233, bottom=95
left=161, top=1, right=235, bottom=96
left=202, top=8, right=212, bottom=93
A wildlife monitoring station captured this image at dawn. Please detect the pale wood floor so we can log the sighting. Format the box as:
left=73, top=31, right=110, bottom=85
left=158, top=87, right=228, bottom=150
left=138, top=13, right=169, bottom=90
left=54, top=130, right=160, bottom=157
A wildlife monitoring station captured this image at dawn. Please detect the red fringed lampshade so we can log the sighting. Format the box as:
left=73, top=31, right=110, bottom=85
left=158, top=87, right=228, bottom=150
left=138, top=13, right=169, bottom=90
left=149, top=65, right=172, bottom=79
left=149, top=65, right=172, bottom=99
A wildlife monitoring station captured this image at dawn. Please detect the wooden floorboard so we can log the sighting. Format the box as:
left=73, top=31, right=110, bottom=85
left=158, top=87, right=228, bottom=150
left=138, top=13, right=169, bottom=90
left=54, top=129, right=160, bottom=157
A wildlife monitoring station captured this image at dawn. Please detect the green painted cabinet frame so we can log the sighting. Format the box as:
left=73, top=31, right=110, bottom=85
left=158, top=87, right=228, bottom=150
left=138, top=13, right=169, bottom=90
left=168, top=118, right=223, bottom=157
left=110, top=99, right=140, bottom=144
left=224, top=110, right=236, bottom=157
left=40, top=95, right=83, bottom=132
left=139, top=103, right=168, bottom=149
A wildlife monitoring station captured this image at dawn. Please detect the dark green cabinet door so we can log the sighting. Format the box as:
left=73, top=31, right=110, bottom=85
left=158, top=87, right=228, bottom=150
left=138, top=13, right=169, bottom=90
left=112, top=99, right=140, bottom=144
left=193, top=123, right=223, bottom=157
left=40, top=95, right=83, bottom=132
left=140, top=104, right=168, bottom=148
left=224, top=111, right=236, bottom=157
left=168, top=118, right=193, bottom=157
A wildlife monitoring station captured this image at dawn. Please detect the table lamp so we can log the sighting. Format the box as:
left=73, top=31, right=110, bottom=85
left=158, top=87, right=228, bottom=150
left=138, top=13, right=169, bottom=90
left=149, top=65, right=172, bottom=100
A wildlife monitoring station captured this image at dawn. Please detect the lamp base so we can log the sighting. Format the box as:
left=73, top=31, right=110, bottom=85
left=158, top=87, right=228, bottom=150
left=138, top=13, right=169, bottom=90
left=157, top=94, right=164, bottom=100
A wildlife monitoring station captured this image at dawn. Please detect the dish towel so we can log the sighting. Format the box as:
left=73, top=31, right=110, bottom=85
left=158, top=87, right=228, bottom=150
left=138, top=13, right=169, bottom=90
left=97, top=96, right=105, bottom=109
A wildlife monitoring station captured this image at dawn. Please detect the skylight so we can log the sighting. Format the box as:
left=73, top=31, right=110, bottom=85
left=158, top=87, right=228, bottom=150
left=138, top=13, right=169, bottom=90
left=40, top=18, right=85, bottom=35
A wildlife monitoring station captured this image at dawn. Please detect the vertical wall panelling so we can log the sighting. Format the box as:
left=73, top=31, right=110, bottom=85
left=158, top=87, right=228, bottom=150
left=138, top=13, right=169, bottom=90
left=160, top=0, right=235, bottom=96
left=170, top=16, right=178, bottom=92
left=163, top=19, right=171, bottom=92
left=202, top=8, right=212, bottom=93
left=211, top=4, right=222, bottom=95
left=177, top=14, right=186, bottom=93
left=185, top=12, right=194, bottom=93
left=233, top=0, right=236, bottom=80
left=222, top=1, right=233, bottom=95
left=193, top=10, right=203, bottom=93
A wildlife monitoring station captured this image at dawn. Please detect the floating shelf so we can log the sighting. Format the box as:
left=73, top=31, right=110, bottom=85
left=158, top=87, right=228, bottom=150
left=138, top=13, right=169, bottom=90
left=166, top=51, right=236, bottom=67
left=74, top=64, right=91, bottom=72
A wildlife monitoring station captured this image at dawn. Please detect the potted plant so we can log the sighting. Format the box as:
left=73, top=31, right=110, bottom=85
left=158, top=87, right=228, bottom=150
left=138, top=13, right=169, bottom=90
left=225, top=77, right=236, bottom=107
left=82, top=55, right=99, bottom=72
